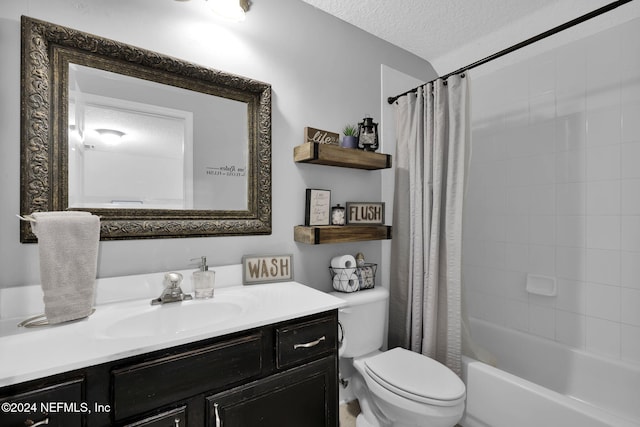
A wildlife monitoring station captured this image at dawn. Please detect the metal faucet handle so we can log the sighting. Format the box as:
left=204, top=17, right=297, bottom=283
left=164, top=272, right=183, bottom=288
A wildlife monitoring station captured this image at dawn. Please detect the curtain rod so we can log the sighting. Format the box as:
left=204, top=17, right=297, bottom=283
left=387, top=0, right=634, bottom=105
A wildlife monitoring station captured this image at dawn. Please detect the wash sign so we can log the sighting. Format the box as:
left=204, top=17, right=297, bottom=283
left=242, top=254, right=293, bottom=285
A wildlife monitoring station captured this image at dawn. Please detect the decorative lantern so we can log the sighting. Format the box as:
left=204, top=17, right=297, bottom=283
left=357, top=116, right=379, bottom=151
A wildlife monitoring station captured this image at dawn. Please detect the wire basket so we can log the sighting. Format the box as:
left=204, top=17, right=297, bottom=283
left=329, top=263, right=377, bottom=293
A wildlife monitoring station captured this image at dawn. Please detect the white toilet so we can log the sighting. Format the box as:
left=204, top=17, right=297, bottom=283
left=332, top=287, right=465, bottom=427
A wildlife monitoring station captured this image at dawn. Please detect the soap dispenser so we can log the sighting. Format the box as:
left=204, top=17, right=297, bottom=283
left=192, top=256, right=215, bottom=299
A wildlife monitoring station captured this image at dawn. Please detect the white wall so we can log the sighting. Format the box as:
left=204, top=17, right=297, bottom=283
left=0, top=0, right=435, bottom=291
left=464, top=18, right=640, bottom=365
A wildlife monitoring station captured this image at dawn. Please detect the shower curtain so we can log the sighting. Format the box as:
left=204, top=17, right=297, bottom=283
left=388, top=74, right=469, bottom=375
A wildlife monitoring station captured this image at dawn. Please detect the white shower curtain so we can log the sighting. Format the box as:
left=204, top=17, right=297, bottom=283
left=389, top=74, right=469, bottom=376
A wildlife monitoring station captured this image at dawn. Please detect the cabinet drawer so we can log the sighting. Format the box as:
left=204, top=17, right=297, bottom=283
left=112, top=332, right=264, bottom=421
left=0, top=378, right=84, bottom=427
left=124, top=406, right=186, bottom=427
left=276, top=314, right=337, bottom=369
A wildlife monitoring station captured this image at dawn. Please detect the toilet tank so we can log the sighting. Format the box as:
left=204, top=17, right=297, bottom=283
left=330, top=287, right=388, bottom=358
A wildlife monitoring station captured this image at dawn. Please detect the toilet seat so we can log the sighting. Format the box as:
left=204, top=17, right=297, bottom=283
left=363, top=347, right=466, bottom=407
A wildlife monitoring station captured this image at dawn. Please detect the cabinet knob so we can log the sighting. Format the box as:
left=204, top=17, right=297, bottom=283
left=24, top=418, right=49, bottom=427
left=174, top=417, right=180, bottom=427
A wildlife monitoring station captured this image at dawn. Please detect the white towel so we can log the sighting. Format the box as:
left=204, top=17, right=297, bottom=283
left=31, top=211, right=100, bottom=324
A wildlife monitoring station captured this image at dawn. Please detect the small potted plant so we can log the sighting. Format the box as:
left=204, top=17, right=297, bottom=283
left=342, top=124, right=358, bottom=149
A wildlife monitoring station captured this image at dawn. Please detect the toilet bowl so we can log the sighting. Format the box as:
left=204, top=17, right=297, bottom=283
left=353, top=348, right=465, bottom=427
left=332, top=288, right=465, bottom=427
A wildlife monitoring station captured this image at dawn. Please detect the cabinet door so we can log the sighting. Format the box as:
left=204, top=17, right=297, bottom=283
left=0, top=378, right=84, bottom=427
left=123, top=406, right=186, bottom=427
left=206, top=356, right=337, bottom=427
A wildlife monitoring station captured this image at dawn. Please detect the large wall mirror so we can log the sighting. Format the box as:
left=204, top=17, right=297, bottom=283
left=20, top=16, right=271, bottom=242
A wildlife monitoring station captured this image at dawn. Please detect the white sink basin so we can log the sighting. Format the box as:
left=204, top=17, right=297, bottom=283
left=101, top=297, right=248, bottom=339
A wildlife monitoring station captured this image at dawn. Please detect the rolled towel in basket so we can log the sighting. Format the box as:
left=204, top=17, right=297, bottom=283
left=31, top=211, right=100, bottom=324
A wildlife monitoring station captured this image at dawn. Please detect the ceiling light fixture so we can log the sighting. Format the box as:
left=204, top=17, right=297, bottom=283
left=207, top=0, right=250, bottom=22
left=174, top=0, right=250, bottom=22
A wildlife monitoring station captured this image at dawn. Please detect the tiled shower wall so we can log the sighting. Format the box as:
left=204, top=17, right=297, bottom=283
left=463, top=18, right=640, bottom=364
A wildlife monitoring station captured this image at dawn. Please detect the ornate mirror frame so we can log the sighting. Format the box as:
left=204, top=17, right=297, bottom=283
left=20, top=16, right=271, bottom=242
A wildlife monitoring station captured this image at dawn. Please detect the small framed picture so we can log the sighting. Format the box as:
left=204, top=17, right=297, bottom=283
left=346, top=202, right=385, bottom=225
left=305, top=189, right=331, bottom=226
left=242, top=254, right=294, bottom=285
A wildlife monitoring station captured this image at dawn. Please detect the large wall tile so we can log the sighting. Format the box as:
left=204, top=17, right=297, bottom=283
left=465, top=19, right=640, bottom=366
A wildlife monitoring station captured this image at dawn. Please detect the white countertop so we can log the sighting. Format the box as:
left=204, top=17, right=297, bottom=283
left=0, top=267, right=346, bottom=387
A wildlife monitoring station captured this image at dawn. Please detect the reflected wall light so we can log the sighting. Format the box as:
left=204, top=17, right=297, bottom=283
left=95, top=128, right=126, bottom=145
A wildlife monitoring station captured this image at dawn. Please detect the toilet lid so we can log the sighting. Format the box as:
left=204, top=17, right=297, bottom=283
left=364, top=347, right=465, bottom=405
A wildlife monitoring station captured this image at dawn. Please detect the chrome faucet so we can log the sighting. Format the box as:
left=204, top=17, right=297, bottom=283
left=151, top=272, right=193, bottom=305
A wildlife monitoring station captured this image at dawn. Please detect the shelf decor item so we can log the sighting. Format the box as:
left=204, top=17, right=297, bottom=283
left=357, top=116, right=379, bottom=151
left=346, top=202, right=385, bottom=225
left=304, top=189, right=331, bottom=226
left=304, top=127, right=339, bottom=146
left=331, top=204, right=346, bottom=225
left=329, top=263, right=377, bottom=292
left=341, top=124, right=359, bottom=148
left=242, top=254, right=293, bottom=285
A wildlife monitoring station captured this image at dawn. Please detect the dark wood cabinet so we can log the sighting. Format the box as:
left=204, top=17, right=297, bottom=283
left=0, top=378, right=84, bottom=427
left=0, top=310, right=338, bottom=427
left=123, top=406, right=186, bottom=427
left=111, top=332, right=265, bottom=421
left=206, top=356, right=336, bottom=427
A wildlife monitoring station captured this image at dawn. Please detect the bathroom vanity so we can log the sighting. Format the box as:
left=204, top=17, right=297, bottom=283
left=0, top=266, right=344, bottom=426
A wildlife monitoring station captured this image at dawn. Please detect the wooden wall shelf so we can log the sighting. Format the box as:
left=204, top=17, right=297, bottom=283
left=294, top=142, right=392, bottom=170
left=294, top=225, right=392, bottom=245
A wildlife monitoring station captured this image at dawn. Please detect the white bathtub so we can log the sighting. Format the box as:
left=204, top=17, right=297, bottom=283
left=460, top=318, right=640, bottom=427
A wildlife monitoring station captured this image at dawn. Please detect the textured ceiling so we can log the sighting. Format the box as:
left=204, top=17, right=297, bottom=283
left=298, top=0, right=627, bottom=74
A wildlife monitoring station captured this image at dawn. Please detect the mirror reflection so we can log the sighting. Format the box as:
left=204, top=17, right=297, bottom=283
left=68, top=64, right=248, bottom=211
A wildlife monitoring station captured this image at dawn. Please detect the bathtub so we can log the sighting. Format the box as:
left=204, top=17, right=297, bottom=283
left=460, top=318, right=640, bottom=427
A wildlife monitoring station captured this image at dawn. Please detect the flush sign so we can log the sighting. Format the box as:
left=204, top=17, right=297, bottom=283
left=346, top=202, right=385, bottom=225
